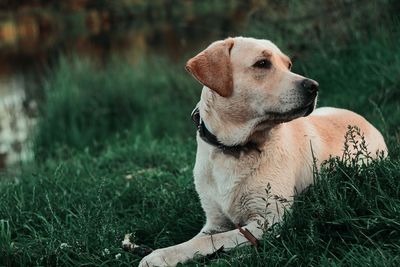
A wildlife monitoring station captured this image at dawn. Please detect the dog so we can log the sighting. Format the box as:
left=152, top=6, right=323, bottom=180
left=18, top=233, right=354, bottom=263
left=138, top=37, right=387, bottom=267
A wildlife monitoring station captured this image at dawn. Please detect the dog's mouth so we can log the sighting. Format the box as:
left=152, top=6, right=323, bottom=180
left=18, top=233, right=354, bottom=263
left=259, top=99, right=316, bottom=125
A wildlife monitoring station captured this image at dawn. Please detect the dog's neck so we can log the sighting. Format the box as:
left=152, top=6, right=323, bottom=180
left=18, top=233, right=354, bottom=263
left=197, top=88, right=277, bottom=150
left=192, top=106, right=260, bottom=154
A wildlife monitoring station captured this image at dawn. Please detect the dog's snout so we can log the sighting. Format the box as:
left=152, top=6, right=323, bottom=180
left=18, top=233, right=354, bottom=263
left=301, top=79, right=319, bottom=94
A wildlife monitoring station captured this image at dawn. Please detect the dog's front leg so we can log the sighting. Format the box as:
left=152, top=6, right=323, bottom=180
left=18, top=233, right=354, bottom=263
left=138, top=219, right=264, bottom=267
left=194, top=203, right=236, bottom=237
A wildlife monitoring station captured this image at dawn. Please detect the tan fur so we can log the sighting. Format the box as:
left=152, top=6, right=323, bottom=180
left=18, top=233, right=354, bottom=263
left=138, top=37, right=387, bottom=267
left=186, top=38, right=234, bottom=97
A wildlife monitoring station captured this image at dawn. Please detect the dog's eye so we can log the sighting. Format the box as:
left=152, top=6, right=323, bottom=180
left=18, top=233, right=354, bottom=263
left=288, top=62, right=292, bottom=70
left=253, top=59, right=272, bottom=69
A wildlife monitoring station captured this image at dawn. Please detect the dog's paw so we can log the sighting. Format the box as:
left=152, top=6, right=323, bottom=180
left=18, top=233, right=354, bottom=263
left=138, top=248, right=186, bottom=267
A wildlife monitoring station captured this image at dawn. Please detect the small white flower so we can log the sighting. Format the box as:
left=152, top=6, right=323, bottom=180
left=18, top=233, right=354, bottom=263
left=102, top=248, right=110, bottom=256
left=115, top=253, right=121, bottom=259
left=60, top=243, right=69, bottom=249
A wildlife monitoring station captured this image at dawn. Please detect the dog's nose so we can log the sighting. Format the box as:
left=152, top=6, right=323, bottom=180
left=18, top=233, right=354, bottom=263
left=301, top=79, right=319, bottom=94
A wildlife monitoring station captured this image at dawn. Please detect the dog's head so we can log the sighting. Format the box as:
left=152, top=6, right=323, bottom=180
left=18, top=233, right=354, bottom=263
left=186, top=37, right=318, bottom=144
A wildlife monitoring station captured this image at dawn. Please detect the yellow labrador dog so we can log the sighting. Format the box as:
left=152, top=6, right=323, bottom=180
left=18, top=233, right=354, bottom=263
left=138, top=37, right=387, bottom=267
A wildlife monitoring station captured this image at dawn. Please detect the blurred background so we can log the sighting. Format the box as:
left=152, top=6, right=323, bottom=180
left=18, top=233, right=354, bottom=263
left=0, top=0, right=399, bottom=168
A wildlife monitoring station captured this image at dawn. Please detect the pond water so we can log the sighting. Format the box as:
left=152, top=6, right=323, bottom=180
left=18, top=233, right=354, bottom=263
left=0, top=3, right=254, bottom=168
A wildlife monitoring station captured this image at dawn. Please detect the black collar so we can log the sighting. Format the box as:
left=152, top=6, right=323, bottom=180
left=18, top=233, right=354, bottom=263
left=191, top=107, right=259, bottom=154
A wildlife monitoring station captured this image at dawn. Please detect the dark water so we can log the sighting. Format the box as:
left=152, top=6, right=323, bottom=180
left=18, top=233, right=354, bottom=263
left=0, top=3, right=253, bottom=167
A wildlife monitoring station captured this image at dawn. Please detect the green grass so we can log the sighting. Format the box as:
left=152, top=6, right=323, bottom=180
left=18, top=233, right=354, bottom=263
left=1, top=1, right=400, bottom=266
left=1, top=137, right=201, bottom=266
left=34, top=56, right=198, bottom=159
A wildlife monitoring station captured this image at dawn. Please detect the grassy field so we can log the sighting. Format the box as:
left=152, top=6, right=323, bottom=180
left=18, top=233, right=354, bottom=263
left=1, top=1, right=400, bottom=266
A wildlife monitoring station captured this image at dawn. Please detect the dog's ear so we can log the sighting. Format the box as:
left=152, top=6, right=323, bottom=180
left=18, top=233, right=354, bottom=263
left=185, top=38, right=234, bottom=97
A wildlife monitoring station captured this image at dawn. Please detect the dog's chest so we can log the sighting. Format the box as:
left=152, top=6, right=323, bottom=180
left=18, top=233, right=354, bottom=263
left=194, top=143, right=263, bottom=222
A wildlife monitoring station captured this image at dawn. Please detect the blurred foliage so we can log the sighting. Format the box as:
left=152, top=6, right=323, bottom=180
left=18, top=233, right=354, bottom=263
left=32, top=0, right=400, bottom=159
left=34, top=56, right=198, bottom=159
